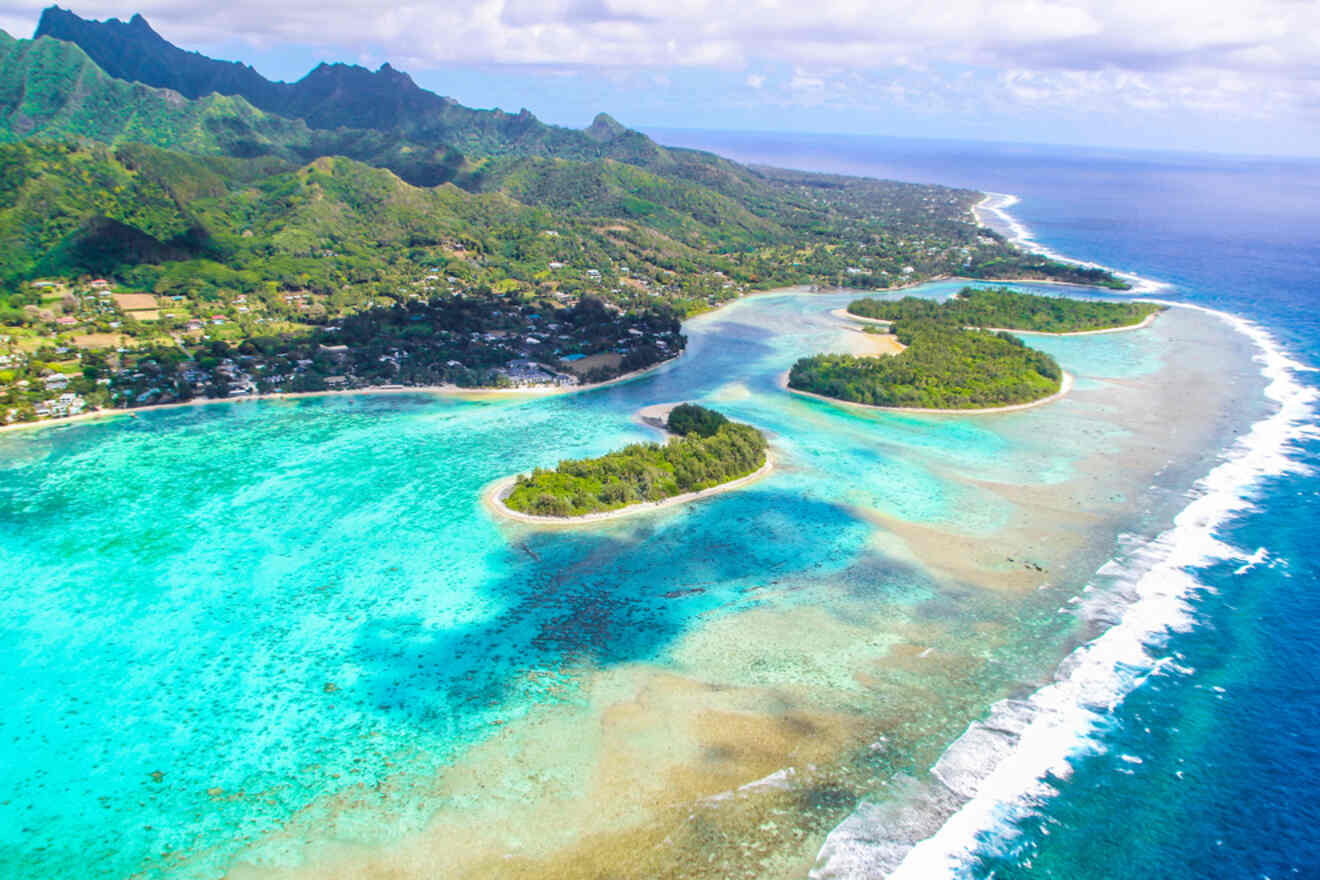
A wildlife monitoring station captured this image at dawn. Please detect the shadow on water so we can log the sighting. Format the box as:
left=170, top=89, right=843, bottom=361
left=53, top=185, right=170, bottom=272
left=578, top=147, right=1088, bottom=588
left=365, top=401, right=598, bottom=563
left=350, top=487, right=937, bottom=725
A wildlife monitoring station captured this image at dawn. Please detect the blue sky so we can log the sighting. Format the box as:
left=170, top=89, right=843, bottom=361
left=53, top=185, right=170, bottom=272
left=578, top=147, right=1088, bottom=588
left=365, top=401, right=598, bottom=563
left=4, top=1, right=1317, bottom=157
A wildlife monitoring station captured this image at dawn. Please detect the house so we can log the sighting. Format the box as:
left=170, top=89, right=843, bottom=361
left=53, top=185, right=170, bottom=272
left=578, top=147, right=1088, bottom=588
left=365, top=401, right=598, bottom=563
left=56, top=316, right=76, bottom=326
left=90, top=279, right=110, bottom=289
left=324, top=376, right=348, bottom=387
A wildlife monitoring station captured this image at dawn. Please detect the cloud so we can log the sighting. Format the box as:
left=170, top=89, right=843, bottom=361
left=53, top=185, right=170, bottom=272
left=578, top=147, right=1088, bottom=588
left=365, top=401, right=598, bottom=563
left=3, top=0, right=1318, bottom=130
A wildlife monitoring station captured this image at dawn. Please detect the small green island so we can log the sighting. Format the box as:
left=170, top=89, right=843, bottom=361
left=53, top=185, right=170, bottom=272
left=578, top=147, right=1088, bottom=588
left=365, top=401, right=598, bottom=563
left=497, top=403, right=769, bottom=519
left=846, top=287, right=1164, bottom=333
left=790, top=288, right=1163, bottom=411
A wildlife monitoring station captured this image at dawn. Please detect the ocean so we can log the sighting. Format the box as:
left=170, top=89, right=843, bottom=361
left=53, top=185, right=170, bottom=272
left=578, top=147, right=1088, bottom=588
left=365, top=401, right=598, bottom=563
left=1, top=132, right=1316, bottom=879
left=648, top=129, right=1320, bottom=878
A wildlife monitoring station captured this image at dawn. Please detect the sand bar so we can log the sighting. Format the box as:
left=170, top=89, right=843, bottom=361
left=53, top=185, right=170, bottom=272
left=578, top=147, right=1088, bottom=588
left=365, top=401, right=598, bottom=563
left=631, top=402, right=682, bottom=437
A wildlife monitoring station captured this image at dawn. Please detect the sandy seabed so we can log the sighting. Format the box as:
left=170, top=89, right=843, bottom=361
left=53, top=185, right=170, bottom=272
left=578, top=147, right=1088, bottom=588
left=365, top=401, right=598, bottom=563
left=209, top=302, right=1269, bottom=880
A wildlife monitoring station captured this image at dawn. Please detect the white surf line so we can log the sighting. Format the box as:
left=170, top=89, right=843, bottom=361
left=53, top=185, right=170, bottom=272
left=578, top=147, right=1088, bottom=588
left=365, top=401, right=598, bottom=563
left=974, top=191, right=1171, bottom=296
left=810, top=303, right=1317, bottom=880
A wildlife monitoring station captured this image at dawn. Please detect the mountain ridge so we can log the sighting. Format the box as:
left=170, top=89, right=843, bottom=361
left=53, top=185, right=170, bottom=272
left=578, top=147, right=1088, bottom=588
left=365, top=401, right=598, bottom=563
left=34, top=5, right=668, bottom=165
left=0, top=29, right=472, bottom=186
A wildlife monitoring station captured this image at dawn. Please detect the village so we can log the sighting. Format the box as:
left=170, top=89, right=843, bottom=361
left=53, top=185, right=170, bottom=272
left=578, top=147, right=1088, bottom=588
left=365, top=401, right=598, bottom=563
left=0, top=267, right=687, bottom=424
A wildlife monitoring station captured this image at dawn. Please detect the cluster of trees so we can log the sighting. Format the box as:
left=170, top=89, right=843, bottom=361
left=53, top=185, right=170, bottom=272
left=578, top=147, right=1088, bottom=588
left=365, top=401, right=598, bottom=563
left=666, top=402, right=728, bottom=437
left=504, top=416, right=767, bottom=517
left=848, top=288, right=1162, bottom=333
left=789, top=318, right=1063, bottom=409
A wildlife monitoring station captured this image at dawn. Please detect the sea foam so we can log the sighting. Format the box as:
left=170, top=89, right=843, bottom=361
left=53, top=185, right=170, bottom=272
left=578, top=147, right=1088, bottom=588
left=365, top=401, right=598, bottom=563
left=810, top=297, right=1317, bottom=878
left=975, top=192, right=1171, bottom=295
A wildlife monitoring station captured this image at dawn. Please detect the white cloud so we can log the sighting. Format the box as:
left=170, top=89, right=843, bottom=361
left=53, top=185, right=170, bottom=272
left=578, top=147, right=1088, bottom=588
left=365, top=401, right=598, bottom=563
left=4, top=0, right=1318, bottom=129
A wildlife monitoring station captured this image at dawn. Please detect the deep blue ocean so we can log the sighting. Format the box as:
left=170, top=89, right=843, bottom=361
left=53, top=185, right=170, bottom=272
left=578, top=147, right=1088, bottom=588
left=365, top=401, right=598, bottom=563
left=650, top=129, right=1320, bottom=878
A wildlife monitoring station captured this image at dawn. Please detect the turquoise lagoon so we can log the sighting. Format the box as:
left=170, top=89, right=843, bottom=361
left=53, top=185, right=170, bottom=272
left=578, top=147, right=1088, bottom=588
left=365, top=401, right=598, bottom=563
left=0, top=285, right=1265, bottom=878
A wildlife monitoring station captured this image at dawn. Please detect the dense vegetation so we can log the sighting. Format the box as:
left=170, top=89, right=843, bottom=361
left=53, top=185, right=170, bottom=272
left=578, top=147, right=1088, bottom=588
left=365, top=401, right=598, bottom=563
left=848, top=287, right=1163, bottom=332
left=666, top=403, right=729, bottom=437
left=34, top=7, right=671, bottom=166
left=0, top=11, right=1131, bottom=423
left=0, top=30, right=467, bottom=187
left=789, top=318, right=1063, bottom=409
left=503, top=409, right=768, bottom=517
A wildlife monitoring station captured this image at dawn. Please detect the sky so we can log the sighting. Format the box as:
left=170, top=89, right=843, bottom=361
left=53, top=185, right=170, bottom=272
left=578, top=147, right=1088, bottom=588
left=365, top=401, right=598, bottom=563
left=2, top=1, right=1318, bottom=157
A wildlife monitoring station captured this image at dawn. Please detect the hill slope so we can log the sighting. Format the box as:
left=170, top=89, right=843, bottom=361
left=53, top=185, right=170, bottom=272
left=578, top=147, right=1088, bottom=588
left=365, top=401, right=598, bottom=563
left=0, top=30, right=467, bottom=186
left=34, top=6, right=669, bottom=165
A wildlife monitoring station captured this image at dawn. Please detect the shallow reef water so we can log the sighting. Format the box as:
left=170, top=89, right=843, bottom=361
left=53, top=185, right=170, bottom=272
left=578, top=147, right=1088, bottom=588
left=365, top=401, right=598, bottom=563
left=0, top=286, right=1266, bottom=878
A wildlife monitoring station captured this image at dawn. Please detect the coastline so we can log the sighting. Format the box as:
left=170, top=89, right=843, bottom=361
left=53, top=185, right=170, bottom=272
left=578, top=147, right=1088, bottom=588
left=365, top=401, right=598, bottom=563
left=981, top=310, right=1158, bottom=337
left=972, top=191, right=1168, bottom=295
left=3, top=274, right=1151, bottom=441
left=804, top=196, right=1300, bottom=880
left=871, top=303, right=1311, bottom=880
left=782, top=369, right=1074, bottom=415
left=0, top=353, right=682, bottom=437
left=483, top=449, right=775, bottom=527
left=631, top=402, right=681, bottom=438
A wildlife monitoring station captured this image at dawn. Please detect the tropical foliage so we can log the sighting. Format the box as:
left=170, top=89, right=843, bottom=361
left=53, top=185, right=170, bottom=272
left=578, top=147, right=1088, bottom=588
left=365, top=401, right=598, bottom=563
left=666, top=402, right=728, bottom=437
left=504, top=413, right=767, bottom=516
left=847, top=287, right=1163, bottom=332
left=789, top=319, right=1063, bottom=409
left=0, top=12, right=1134, bottom=423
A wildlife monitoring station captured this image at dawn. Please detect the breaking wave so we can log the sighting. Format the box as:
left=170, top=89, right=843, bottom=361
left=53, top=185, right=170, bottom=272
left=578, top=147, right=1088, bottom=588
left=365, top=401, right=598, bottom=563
left=811, top=288, right=1317, bottom=879
left=974, top=192, right=1170, bottom=295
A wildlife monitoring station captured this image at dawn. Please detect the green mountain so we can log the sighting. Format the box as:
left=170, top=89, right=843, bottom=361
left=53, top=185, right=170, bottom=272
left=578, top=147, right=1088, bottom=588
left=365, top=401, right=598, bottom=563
left=0, top=13, right=1128, bottom=422
left=0, top=30, right=468, bottom=186
left=34, top=6, right=669, bottom=164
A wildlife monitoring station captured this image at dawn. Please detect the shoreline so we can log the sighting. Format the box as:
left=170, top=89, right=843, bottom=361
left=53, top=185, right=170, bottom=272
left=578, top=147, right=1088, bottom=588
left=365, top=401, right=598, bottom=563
left=2, top=271, right=1153, bottom=440
left=0, top=354, right=682, bottom=437
left=981, top=310, right=1158, bottom=336
left=782, top=370, right=1074, bottom=415
left=631, top=402, right=681, bottom=438
left=832, top=306, right=1159, bottom=336
left=483, top=449, right=775, bottom=526
left=3, top=273, right=1144, bottom=440
left=972, top=191, right=1168, bottom=295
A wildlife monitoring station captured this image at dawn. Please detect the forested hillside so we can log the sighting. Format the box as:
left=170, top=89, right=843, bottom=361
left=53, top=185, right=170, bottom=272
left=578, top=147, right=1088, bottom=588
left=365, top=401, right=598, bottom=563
left=0, top=31, right=467, bottom=186
left=34, top=6, right=670, bottom=166
left=0, top=9, right=1132, bottom=424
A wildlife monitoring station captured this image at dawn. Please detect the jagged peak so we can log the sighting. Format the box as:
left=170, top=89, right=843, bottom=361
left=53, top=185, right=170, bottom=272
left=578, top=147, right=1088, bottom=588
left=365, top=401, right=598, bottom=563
left=585, top=112, right=628, bottom=142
